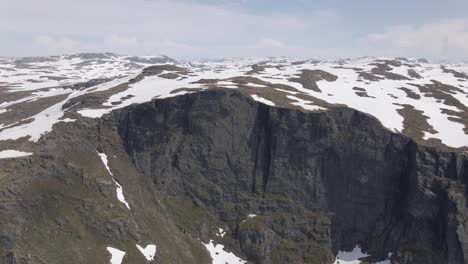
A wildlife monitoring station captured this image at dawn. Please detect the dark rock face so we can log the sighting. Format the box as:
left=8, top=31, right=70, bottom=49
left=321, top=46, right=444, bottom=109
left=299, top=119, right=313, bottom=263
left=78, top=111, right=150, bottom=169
left=0, top=89, right=466, bottom=263
left=112, top=89, right=468, bottom=264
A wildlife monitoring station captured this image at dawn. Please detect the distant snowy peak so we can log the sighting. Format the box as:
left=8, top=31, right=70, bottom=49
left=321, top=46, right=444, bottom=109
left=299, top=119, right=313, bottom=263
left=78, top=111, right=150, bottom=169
left=0, top=53, right=177, bottom=91
left=0, top=56, right=467, bottom=154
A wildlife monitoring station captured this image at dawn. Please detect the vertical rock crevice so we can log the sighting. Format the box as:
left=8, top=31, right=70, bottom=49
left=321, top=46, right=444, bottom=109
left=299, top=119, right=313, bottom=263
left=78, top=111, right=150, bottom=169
left=251, top=104, right=273, bottom=195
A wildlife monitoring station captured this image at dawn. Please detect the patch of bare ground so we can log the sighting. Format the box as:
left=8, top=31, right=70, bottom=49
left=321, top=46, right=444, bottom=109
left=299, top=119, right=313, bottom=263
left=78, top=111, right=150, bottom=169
left=65, top=78, right=112, bottom=91
left=395, top=103, right=437, bottom=140
left=369, top=61, right=410, bottom=80
left=227, top=76, right=302, bottom=94
left=173, top=79, right=342, bottom=112
left=398, top=87, right=422, bottom=99
left=246, top=64, right=287, bottom=75
left=144, top=64, right=189, bottom=75
left=409, top=81, right=468, bottom=134
left=441, top=108, right=468, bottom=135
left=40, top=76, right=69, bottom=81
left=230, top=84, right=342, bottom=112
left=62, top=83, right=130, bottom=111
left=191, top=79, right=221, bottom=85
left=170, top=87, right=204, bottom=95
left=288, top=69, right=338, bottom=92
left=0, top=137, right=35, bottom=153
left=333, top=66, right=364, bottom=71
left=441, top=66, right=468, bottom=79
left=190, top=76, right=345, bottom=112
left=376, top=59, right=420, bottom=68
left=246, top=64, right=266, bottom=74
left=0, top=84, right=23, bottom=90
left=407, top=69, right=422, bottom=79
left=159, top=73, right=180, bottom=79
left=291, top=60, right=308, bottom=65
left=393, top=104, right=468, bottom=152
left=352, top=87, right=375, bottom=98
left=25, top=79, right=45, bottom=84
left=0, top=118, right=35, bottom=134
left=0, top=89, right=34, bottom=104
left=0, top=93, right=69, bottom=129
left=228, top=76, right=268, bottom=84
left=130, top=64, right=190, bottom=83
left=358, top=71, right=383, bottom=82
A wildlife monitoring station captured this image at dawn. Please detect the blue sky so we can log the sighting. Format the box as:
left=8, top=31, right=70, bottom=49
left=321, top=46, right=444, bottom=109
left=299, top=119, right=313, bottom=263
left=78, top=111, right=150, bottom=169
left=1, top=0, right=468, bottom=60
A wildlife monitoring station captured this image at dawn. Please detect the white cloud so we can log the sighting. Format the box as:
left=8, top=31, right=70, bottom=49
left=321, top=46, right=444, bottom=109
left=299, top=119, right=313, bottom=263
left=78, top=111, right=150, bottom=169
left=34, top=35, right=81, bottom=54
left=365, top=19, right=468, bottom=60
left=0, top=0, right=336, bottom=58
left=257, top=38, right=285, bottom=48
left=3, top=0, right=466, bottom=61
left=35, top=35, right=80, bottom=48
left=104, top=35, right=138, bottom=47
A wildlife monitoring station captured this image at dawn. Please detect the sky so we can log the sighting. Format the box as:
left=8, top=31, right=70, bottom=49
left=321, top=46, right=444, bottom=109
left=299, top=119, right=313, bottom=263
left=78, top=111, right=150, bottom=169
left=1, top=0, right=468, bottom=60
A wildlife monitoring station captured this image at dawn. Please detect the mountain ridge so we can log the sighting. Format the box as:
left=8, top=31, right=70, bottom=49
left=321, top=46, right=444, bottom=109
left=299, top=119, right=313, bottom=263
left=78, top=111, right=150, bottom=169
left=0, top=53, right=467, bottom=264
left=0, top=89, right=467, bottom=263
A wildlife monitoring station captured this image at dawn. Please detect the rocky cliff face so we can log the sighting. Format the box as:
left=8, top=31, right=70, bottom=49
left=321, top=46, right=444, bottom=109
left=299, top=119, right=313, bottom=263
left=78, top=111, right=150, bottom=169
left=112, top=89, right=468, bottom=264
left=0, top=89, right=467, bottom=264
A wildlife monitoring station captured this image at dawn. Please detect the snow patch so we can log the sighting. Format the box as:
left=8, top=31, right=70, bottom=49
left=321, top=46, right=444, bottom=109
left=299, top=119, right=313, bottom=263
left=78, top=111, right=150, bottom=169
left=0, top=150, right=33, bottom=159
left=0, top=100, right=67, bottom=141
left=217, top=228, right=226, bottom=238
left=58, top=118, right=76, bottom=123
left=287, top=95, right=326, bottom=111
left=106, top=247, right=126, bottom=264
left=333, top=245, right=369, bottom=264
left=202, top=240, right=246, bottom=264
left=333, top=245, right=391, bottom=264
left=246, top=83, right=267, bottom=88
left=251, top=95, right=275, bottom=106
left=136, top=244, right=157, bottom=261
left=97, top=152, right=131, bottom=209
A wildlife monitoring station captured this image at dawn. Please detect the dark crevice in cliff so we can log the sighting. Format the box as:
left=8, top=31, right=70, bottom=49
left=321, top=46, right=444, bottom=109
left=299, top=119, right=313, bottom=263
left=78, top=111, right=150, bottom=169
left=463, top=159, right=468, bottom=204
left=397, top=141, right=417, bottom=219
left=446, top=153, right=458, bottom=179
left=251, top=104, right=273, bottom=194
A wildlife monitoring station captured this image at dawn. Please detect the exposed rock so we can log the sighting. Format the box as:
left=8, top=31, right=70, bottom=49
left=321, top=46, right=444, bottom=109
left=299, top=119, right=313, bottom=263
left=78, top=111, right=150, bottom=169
left=113, top=90, right=467, bottom=264
left=288, top=69, right=338, bottom=92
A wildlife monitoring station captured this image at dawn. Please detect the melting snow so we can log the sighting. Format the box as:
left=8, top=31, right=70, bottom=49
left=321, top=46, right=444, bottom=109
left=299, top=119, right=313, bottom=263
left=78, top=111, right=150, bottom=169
left=246, top=83, right=267, bottom=88
left=136, top=244, right=157, bottom=261
left=58, top=118, right=76, bottom=123
left=202, top=240, right=246, bottom=264
left=97, top=152, right=131, bottom=209
left=251, top=95, right=275, bottom=106
left=333, top=245, right=391, bottom=264
left=0, top=100, right=68, bottom=141
left=287, top=95, right=326, bottom=111
left=106, top=247, right=126, bottom=264
left=217, top=228, right=226, bottom=238
left=0, top=150, right=33, bottom=159
left=333, top=245, right=369, bottom=264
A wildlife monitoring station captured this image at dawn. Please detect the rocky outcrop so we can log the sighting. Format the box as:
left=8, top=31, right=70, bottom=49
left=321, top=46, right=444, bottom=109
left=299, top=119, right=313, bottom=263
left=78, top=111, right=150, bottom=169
left=113, top=89, right=468, bottom=264
left=0, top=89, right=466, bottom=263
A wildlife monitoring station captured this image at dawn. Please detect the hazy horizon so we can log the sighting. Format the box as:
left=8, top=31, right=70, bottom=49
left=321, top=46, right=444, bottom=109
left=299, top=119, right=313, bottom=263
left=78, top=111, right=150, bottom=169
left=2, top=0, right=468, bottom=60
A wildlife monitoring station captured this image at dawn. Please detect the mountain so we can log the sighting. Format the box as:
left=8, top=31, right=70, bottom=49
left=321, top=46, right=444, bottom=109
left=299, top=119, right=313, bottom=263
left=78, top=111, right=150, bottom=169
left=0, top=53, right=467, bottom=264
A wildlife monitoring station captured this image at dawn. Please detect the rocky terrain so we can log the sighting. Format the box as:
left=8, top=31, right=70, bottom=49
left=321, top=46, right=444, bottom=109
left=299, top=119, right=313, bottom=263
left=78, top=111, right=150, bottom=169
left=0, top=53, right=467, bottom=264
